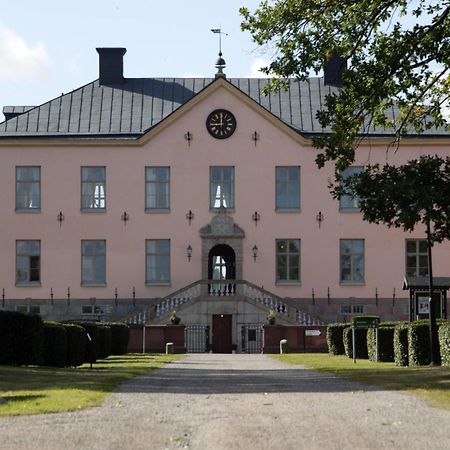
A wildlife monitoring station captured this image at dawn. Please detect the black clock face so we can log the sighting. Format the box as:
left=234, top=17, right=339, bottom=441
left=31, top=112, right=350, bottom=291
left=206, top=109, right=236, bottom=139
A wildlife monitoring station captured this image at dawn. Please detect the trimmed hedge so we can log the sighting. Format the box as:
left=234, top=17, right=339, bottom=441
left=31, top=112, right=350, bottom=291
left=394, top=324, right=409, bottom=366
left=343, top=327, right=368, bottom=359
left=0, top=310, right=43, bottom=365
left=326, top=323, right=350, bottom=355
left=41, top=321, right=67, bottom=367
left=408, top=321, right=431, bottom=366
left=108, top=322, right=130, bottom=355
left=74, top=322, right=100, bottom=364
left=367, top=325, right=395, bottom=362
left=438, top=325, right=450, bottom=366
left=97, top=325, right=112, bottom=359
left=62, top=323, right=86, bottom=367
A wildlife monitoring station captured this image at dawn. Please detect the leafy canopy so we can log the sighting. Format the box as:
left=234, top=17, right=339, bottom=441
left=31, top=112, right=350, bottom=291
left=241, top=1, right=450, bottom=241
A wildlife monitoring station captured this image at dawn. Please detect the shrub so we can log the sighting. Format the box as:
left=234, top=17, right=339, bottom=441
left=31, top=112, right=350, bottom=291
left=41, top=321, right=67, bottom=367
left=326, top=323, right=350, bottom=355
left=108, top=322, right=130, bottom=355
left=62, top=323, right=86, bottom=367
left=343, top=327, right=368, bottom=359
left=408, top=321, right=431, bottom=366
left=74, top=322, right=100, bottom=364
left=0, top=310, right=43, bottom=365
left=367, top=325, right=395, bottom=362
left=394, top=324, right=409, bottom=366
left=97, top=325, right=112, bottom=359
left=439, top=325, right=450, bottom=367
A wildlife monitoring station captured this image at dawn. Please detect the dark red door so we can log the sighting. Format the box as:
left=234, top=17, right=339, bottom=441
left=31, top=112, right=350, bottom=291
left=212, top=314, right=233, bottom=353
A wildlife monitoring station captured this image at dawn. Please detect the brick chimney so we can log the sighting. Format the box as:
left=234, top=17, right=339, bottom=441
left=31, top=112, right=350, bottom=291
left=324, top=53, right=347, bottom=88
left=96, top=48, right=127, bottom=85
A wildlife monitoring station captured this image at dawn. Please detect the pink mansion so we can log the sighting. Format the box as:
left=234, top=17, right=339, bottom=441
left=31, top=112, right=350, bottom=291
left=0, top=48, right=448, bottom=352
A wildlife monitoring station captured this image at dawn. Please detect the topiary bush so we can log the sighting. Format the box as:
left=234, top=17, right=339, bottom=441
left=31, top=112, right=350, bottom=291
left=62, top=323, right=86, bottom=367
left=326, top=323, right=350, bottom=355
left=97, top=324, right=112, bottom=359
left=438, top=325, right=450, bottom=367
left=408, top=320, right=431, bottom=366
left=343, top=327, right=368, bottom=359
left=0, top=310, right=43, bottom=365
left=41, top=321, right=67, bottom=367
left=108, top=322, right=130, bottom=355
left=74, top=322, right=100, bottom=364
left=394, top=324, right=409, bottom=366
left=367, top=324, right=396, bottom=362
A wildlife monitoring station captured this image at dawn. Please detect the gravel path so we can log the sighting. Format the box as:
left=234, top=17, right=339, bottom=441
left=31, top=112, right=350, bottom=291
left=1, top=354, right=449, bottom=450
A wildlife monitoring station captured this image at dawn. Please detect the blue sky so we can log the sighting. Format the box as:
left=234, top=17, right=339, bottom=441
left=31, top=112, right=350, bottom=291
left=0, top=0, right=268, bottom=111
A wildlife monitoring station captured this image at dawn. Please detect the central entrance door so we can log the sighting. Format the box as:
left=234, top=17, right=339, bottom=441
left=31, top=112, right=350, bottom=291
left=212, top=314, right=233, bottom=353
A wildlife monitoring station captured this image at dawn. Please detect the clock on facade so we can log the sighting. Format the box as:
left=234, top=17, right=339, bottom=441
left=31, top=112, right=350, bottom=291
left=206, top=109, right=236, bottom=139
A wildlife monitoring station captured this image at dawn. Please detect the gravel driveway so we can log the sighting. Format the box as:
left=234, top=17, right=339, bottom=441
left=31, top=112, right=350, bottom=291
left=1, top=354, right=449, bottom=450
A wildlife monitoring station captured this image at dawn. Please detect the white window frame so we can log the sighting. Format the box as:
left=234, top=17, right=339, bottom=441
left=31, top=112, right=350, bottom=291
left=340, top=166, right=363, bottom=211
left=145, top=167, right=170, bottom=211
left=16, top=240, right=41, bottom=286
left=340, top=239, right=365, bottom=284
left=276, top=239, right=301, bottom=283
left=81, top=240, right=106, bottom=285
left=16, top=166, right=41, bottom=212
left=406, top=239, right=429, bottom=278
left=275, top=166, right=300, bottom=211
left=81, top=166, right=106, bottom=210
left=210, top=166, right=235, bottom=210
left=146, top=239, right=171, bottom=284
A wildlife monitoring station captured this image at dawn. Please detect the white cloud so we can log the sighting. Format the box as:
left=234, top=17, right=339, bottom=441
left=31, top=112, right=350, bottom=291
left=246, top=57, right=271, bottom=78
left=0, top=24, right=51, bottom=81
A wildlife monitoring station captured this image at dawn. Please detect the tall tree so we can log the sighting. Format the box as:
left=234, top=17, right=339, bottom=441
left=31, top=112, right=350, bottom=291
left=241, top=0, right=450, bottom=364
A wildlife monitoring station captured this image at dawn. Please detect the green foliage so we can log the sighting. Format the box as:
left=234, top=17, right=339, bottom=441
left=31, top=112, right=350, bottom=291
left=394, top=324, right=409, bottom=366
left=367, top=326, right=395, bottom=362
left=62, top=323, right=86, bottom=367
left=97, top=325, right=112, bottom=359
left=439, top=325, right=450, bottom=366
left=343, top=327, right=368, bottom=359
left=0, top=311, right=43, bottom=366
left=74, top=322, right=99, bottom=364
left=107, top=322, right=130, bottom=355
left=41, top=322, right=67, bottom=368
left=326, top=323, right=349, bottom=355
left=241, top=1, right=450, bottom=175
left=408, top=321, right=431, bottom=366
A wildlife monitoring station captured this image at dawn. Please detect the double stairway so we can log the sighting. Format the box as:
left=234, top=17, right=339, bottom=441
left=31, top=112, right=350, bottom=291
left=123, top=279, right=324, bottom=326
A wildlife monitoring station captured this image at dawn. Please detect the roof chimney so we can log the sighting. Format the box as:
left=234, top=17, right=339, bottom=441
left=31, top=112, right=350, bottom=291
left=96, top=48, right=127, bottom=85
left=324, top=52, right=347, bottom=88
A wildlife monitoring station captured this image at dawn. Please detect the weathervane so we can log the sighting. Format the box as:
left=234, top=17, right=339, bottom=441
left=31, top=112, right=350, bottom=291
left=211, top=28, right=228, bottom=76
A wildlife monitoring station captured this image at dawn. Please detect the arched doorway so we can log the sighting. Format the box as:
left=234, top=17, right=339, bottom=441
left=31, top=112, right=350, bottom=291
left=208, top=244, right=236, bottom=281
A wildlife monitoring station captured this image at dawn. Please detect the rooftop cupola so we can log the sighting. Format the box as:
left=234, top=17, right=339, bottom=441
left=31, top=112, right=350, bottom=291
left=96, top=47, right=127, bottom=85
left=215, top=52, right=226, bottom=78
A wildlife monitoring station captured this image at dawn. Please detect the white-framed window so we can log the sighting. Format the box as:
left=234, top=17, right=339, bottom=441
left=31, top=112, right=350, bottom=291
left=16, top=166, right=41, bottom=211
left=340, top=239, right=365, bottom=283
left=210, top=166, right=234, bottom=209
left=145, top=167, right=170, bottom=211
left=406, top=239, right=429, bottom=278
left=81, top=240, right=106, bottom=285
left=16, top=240, right=41, bottom=285
left=81, top=167, right=106, bottom=210
left=340, top=305, right=364, bottom=314
left=340, top=166, right=363, bottom=210
left=146, top=239, right=170, bottom=284
left=276, top=239, right=300, bottom=282
left=276, top=166, right=300, bottom=210
left=16, top=305, right=41, bottom=315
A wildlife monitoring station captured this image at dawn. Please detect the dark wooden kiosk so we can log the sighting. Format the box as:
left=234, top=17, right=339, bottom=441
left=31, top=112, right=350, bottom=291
left=403, top=276, right=449, bottom=321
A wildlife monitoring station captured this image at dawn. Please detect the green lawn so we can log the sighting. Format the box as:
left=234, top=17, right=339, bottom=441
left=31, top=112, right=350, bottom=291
left=0, top=353, right=181, bottom=416
left=273, top=353, right=450, bottom=410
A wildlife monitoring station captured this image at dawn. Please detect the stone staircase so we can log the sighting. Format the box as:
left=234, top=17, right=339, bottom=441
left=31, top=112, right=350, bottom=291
left=122, top=279, right=324, bottom=326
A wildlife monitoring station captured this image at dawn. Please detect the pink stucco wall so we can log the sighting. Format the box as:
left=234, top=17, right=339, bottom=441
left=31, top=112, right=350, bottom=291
left=1, top=85, right=449, bottom=304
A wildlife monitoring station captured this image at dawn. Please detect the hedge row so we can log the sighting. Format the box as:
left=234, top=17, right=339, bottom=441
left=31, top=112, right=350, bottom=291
left=0, top=311, right=130, bottom=368
left=327, top=318, right=450, bottom=366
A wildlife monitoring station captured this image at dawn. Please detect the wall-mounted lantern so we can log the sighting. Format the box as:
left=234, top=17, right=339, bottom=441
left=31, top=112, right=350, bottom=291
left=184, top=131, right=193, bottom=146
left=121, top=211, right=130, bottom=225
left=187, top=245, right=193, bottom=261
left=252, top=211, right=261, bottom=226
left=186, top=210, right=194, bottom=225
left=57, top=211, right=64, bottom=226
left=252, top=245, right=258, bottom=261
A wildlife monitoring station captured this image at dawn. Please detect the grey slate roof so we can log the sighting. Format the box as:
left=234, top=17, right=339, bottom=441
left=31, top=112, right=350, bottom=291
left=0, top=77, right=448, bottom=139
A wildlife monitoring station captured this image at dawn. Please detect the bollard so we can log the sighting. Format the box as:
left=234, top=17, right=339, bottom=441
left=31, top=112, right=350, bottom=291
left=280, top=339, right=288, bottom=354
left=166, top=342, right=174, bottom=354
